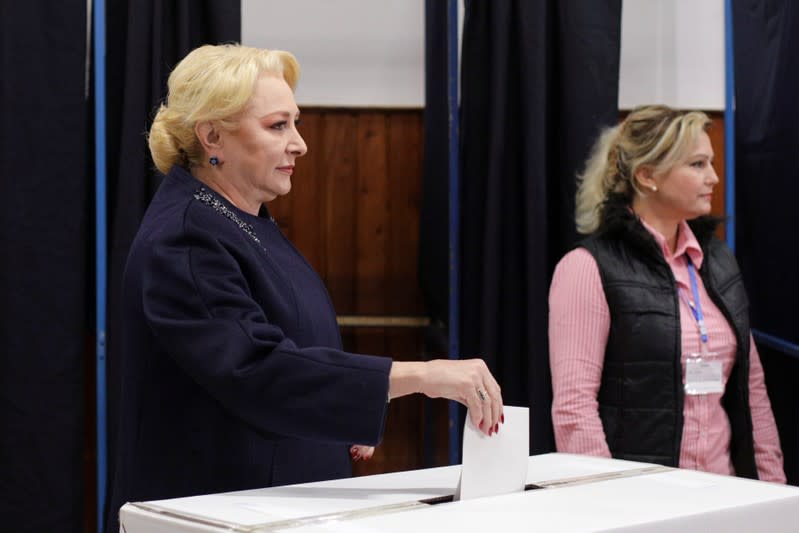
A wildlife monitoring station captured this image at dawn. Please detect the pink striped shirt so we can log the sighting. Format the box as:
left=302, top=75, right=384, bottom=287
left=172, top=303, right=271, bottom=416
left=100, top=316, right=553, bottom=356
left=549, top=219, right=785, bottom=483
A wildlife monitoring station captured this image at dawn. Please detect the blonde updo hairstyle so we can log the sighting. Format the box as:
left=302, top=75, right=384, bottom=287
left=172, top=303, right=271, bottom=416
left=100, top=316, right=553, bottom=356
left=148, top=44, right=300, bottom=174
left=575, top=105, right=711, bottom=234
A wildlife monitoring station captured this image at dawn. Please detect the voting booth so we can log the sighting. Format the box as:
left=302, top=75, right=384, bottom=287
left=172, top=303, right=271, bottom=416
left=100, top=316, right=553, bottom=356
left=119, top=453, right=799, bottom=532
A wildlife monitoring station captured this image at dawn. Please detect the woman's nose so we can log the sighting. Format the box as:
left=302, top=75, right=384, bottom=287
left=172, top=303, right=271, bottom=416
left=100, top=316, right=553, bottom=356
left=289, top=130, right=307, bottom=157
left=709, top=165, right=720, bottom=184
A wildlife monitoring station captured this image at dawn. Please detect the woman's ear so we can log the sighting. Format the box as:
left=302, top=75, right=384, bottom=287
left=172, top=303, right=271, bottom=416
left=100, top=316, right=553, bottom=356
left=195, top=121, right=222, bottom=155
left=634, top=165, right=657, bottom=192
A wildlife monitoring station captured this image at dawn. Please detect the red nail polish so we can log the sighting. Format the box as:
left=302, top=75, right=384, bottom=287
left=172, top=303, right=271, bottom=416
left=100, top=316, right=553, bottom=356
left=501, top=414, right=505, bottom=424
left=494, top=423, right=499, bottom=433
left=479, top=420, right=484, bottom=429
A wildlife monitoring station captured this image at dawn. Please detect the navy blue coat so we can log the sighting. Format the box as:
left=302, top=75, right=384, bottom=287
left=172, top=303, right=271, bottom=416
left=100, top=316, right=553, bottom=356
left=106, top=166, right=391, bottom=527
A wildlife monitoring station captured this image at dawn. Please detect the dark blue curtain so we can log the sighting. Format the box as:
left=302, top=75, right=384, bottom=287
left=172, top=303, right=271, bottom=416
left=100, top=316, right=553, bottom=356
left=420, top=0, right=622, bottom=455
left=0, top=2, right=239, bottom=531
left=733, top=0, right=799, bottom=485
left=104, top=1, right=240, bottom=529
left=419, top=0, right=451, bottom=327
left=0, top=3, right=90, bottom=531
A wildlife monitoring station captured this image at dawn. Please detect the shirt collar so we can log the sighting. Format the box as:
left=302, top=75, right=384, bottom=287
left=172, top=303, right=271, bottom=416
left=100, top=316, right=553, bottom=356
left=639, top=217, right=704, bottom=268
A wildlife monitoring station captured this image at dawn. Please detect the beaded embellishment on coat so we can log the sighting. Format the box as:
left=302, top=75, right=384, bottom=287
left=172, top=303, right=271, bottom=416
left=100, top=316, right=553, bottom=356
left=193, top=188, right=261, bottom=244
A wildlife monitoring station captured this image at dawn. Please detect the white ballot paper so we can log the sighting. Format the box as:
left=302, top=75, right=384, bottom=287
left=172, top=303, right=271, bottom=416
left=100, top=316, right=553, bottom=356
left=455, top=405, right=529, bottom=501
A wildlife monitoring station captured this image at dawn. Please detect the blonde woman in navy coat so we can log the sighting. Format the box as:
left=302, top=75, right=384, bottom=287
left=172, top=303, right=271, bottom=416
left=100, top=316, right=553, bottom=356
left=106, top=44, right=504, bottom=530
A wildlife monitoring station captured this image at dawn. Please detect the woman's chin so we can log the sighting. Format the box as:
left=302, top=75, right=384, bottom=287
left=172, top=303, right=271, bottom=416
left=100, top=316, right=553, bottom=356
left=690, top=201, right=713, bottom=218
left=266, top=180, right=292, bottom=200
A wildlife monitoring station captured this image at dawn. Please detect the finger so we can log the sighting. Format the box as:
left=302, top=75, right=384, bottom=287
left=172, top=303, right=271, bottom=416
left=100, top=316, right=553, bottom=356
left=479, top=386, right=499, bottom=435
left=476, top=386, right=493, bottom=436
left=491, top=389, right=502, bottom=434
left=476, top=363, right=501, bottom=426
left=468, top=361, right=496, bottom=434
left=486, top=379, right=503, bottom=433
left=467, top=388, right=487, bottom=434
left=476, top=383, right=497, bottom=435
left=473, top=365, right=495, bottom=435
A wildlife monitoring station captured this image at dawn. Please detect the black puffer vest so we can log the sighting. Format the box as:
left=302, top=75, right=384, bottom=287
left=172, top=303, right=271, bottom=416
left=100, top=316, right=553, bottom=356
left=579, top=194, right=758, bottom=478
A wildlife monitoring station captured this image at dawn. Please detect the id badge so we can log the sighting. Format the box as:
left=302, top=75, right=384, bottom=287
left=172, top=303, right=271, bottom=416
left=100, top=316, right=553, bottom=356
left=684, top=352, right=723, bottom=395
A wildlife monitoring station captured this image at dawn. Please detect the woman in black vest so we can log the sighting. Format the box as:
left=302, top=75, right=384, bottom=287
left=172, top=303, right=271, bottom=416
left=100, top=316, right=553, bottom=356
left=548, top=105, right=784, bottom=482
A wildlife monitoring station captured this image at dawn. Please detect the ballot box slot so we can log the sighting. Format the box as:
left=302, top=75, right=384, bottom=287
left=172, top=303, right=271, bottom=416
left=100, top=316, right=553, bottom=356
left=418, top=494, right=454, bottom=505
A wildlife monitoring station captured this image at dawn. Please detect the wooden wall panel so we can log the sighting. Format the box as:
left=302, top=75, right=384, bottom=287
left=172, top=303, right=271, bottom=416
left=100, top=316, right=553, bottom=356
left=387, top=112, right=425, bottom=316
left=706, top=112, right=726, bottom=238
left=325, top=113, right=360, bottom=350
left=382, top=112, right=428, bottom=472
left=354, top=112, right=390, bottom=358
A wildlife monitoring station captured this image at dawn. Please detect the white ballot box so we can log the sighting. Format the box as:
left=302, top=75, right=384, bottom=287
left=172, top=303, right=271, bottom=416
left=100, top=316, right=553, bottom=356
left=119, top=453, right=799, bottom=532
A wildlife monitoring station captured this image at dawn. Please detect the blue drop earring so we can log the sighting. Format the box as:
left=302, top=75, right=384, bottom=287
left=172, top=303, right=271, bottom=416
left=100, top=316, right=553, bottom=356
left=209, top=156, right=219, bottom=166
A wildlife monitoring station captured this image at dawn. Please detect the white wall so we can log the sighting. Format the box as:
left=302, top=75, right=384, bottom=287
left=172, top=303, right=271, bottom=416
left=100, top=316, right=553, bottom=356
left=242, top=0, right=726, bottom=111
left=619, top=0, right=725, bottom=110
left=242, top=0, right=425, bottom=107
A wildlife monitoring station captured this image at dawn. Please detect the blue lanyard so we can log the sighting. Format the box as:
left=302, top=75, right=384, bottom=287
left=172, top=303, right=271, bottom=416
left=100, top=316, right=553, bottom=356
left=682, top=257, right=708, bottom=344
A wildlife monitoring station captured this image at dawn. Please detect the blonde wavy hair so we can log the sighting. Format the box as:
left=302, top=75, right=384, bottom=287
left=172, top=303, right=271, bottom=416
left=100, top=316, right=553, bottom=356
left=575, top=105, right=711, bottom=234
left=148, top=43, right=300, bottom=174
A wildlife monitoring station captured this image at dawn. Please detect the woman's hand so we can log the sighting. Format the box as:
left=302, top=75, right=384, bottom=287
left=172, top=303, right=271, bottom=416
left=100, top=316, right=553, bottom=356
left=388, top=359, right=503, bottom=437
left=350, top=445, right=374, bottom=461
